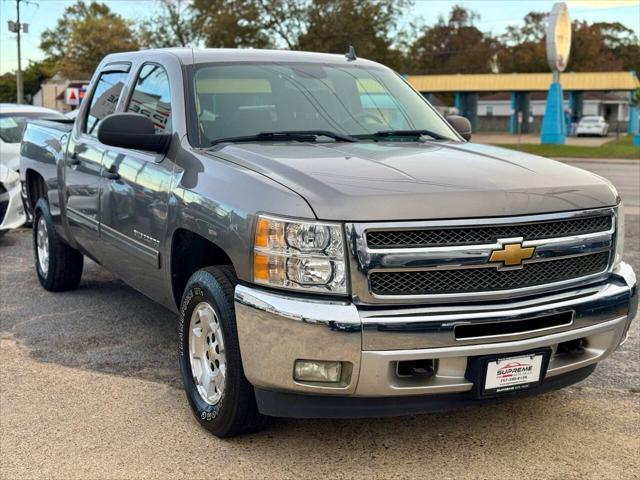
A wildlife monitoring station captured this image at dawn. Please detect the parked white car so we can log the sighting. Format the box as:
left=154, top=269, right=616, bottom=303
left=575, top=116, right=609, bottom=137
left=0, top=104, right=67, bottom=171
left=0, top=164, right=25, bottom=234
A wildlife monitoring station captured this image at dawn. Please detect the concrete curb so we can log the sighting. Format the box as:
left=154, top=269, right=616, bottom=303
left=554, top=157, right=640, bottom=165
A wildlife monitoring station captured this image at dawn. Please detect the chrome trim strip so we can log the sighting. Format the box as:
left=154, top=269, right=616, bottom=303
left=360, top=207, right=615, bottom=232
left=347, top=207, right=617, bottom=305
left=360, top=277, right=632, bottom=349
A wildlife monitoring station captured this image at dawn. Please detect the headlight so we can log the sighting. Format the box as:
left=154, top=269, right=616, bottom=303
left=253, top=214, right=347, bottom=294
left=614, top=204, right=625, bottom=267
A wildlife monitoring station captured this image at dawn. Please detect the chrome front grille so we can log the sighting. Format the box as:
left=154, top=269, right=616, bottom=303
left=347, top=208, right=617, bottom=304
left=369, top=252, right=610, bottom=296
left=366, top=215, right=612, bottom=249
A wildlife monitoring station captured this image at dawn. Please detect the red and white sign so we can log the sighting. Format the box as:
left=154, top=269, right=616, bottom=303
left=65, top=87, right=80, bottom=106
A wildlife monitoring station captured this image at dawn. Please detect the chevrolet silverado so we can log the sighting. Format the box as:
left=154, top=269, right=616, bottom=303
left=20, top=48, right=637, bottom=437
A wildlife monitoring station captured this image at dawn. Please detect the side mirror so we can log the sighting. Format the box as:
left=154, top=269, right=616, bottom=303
left=446, top=115, right=472, bottom=141
left=97, top=113, right=170, bottom=153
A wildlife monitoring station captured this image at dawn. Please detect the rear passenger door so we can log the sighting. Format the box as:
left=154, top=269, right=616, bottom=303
left=65, top=65, right=129, bottom=258
left=98, top=63, right=175, bottom=300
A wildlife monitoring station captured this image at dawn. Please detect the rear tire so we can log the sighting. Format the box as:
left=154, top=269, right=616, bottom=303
left=32, top=199, right=83, bottom=291
left=178, top=265, right=267, bottom=437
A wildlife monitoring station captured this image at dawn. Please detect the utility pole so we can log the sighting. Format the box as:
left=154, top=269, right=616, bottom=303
left=16, top=0, right=23, bottom=104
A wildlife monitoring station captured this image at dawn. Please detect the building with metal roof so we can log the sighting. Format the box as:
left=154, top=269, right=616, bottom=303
left=407, top=72, right=639, bottom=93
left=407, top=71, right=639, bottom=136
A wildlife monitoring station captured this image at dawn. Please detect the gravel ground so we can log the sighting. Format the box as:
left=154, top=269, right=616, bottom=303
left=0, top=159, right=638, bottom=479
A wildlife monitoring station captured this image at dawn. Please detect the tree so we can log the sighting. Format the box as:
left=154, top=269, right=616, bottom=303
left=139, top=0, right=197, bottom=48
left=594, top=22, right=640, bottom=71
left=497, top=12, right=548, bottom=73
left=407, top=5, right=498, bottom=74
left=0, top=59, right=58, bottom=103
left=296, top=0, right=410, bottom=70
left=40, top=1, right=139, bottom=79
left=190, top=0, right=271, bottom=48
left=498, top=13, right=640, bottom=73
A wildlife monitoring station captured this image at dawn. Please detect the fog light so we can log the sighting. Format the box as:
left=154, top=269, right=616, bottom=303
left=294, top=360, right=342, bottom=383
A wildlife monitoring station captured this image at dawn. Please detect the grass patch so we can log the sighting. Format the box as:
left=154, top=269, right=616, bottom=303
left=493, top=134, right=639, bottom=159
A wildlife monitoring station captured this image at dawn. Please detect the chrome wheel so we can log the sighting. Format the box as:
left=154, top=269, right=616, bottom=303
left=36, top=216, right=49, bottom=276
left=189, top=302, right=226, bottom=405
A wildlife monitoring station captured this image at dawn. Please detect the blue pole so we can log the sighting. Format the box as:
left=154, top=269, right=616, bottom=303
left=541, top=82, right=567, bottom=144
left=628, top=91, right=639, bottom=135
left=454, top=92, right=463, bottom=114
left=509, top=92, right=517, bottom=135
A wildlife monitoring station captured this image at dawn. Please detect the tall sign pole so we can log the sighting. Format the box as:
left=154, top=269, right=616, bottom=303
left=540, top=2, right=571, bottom=144
left=16, top=0, right=23, bottom=104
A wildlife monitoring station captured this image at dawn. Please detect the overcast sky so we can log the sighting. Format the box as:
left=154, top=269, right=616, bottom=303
left=1, top=0, right=638, bottom=75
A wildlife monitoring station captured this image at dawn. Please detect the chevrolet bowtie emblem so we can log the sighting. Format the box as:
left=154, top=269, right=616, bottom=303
left=489, top=242, right=535, bottom=268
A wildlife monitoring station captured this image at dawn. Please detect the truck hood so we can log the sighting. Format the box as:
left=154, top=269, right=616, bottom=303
left=209, top=141, right=618, bottom=221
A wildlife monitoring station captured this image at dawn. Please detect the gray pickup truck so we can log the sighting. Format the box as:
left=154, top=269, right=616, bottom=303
left=20, top=48, right=637, bottom=437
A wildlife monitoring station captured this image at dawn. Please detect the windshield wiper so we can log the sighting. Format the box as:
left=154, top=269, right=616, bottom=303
left=365, top=129, right=447, bottom=141
left=209, top=130, right=357, bottom=146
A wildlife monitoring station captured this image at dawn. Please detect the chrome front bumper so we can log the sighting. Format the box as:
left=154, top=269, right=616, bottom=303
left=235, top=262, right=637, bottom=398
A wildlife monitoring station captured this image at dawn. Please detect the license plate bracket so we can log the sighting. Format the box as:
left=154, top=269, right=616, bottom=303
left=465, top=348, right=552, bottom=398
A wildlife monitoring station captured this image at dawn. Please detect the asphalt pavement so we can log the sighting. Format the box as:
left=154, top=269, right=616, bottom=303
left=1, top=158, right=638, bottom=479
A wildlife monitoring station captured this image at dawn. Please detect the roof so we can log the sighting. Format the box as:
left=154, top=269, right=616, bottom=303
left=478, top=91, right=628, bottom=102
left=408, top=72, right=639, bottom=92
left=104, top=48, right=382, bottom=68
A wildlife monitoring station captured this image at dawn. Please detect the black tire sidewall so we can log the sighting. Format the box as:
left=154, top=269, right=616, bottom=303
left=178, top=270, right=241, bottom=432
left=33, top=199, right=54, bottom=288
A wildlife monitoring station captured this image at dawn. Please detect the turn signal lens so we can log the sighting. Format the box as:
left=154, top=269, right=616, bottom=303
left=253, top=215, right=347, bottom=294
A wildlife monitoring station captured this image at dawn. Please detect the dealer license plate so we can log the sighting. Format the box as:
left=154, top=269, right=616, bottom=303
left=484, top=353, right=545, bottom=394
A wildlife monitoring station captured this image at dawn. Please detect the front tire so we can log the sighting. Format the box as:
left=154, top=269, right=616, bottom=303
left=178, top=266, right=267, bottom=437
left=33, top=199, right=83, bottom=291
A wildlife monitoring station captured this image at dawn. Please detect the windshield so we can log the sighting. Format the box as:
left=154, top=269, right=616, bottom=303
left=189, top=62, right=458, bottom=146
left=0, top=111, right=66, bottom=143
left=581, top=117, right=602, bottom=123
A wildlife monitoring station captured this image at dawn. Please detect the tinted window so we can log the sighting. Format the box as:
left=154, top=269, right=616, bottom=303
left=127, top=64, right=172, bottom=133
left=85, top=71, right=128, bottom=136
left=190, top=63, right=457, bottom=146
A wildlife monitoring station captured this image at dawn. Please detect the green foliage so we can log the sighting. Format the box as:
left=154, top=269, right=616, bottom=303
left=40, top=1, right=139, bottom=79
left=296, top=0, right=408, bottom=71
left=406, top=5, right=497, bottom=74
left=631, top=87, right=640, bottom=107
left=0, top=59, right=58, bottom=103
left=5, top=0, right=635, bottom=105
left=498, top=14, right=640, bottom=74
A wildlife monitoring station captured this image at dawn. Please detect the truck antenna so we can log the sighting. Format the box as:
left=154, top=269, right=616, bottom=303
left=345, top=45, right=357, bottom=61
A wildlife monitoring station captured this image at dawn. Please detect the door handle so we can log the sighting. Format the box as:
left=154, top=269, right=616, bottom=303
left=68, top=151, right=80, bottom=166
left=101, top=168, right=120, bottom=180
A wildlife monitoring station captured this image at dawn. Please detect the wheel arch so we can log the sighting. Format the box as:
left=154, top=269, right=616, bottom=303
left=170, top=228, right=238, bottom=309
left=25, top=168, right=47, bottom=214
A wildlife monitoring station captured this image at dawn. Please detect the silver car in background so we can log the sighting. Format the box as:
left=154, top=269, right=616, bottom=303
left=0, top=104, right=67, bottom=231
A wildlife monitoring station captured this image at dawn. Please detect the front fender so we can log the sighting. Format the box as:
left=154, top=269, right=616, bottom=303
left=166, top=147, right=315, bottom=283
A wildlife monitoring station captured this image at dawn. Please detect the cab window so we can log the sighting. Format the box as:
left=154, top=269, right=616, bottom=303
left=127, top=64, right=172, bottom=133
left=85, top=71, right=128, bottom=136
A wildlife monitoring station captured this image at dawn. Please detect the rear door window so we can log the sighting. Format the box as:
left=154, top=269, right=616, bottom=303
left=84, top=71, right=128, bottom=137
